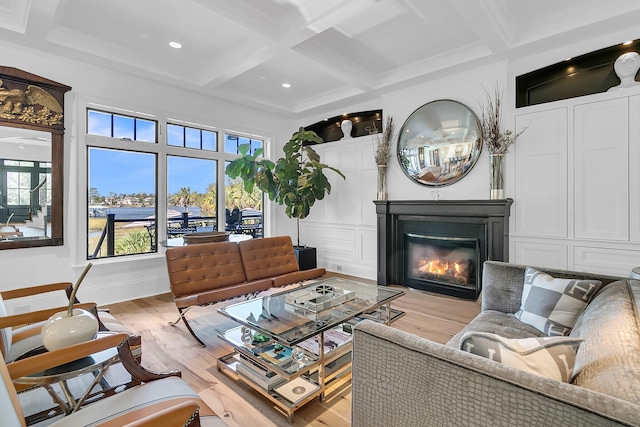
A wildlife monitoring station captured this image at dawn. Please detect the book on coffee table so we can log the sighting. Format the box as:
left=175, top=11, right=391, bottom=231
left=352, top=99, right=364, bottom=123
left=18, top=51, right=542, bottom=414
left=296, top=327, right=351, bottom=355
left=274, top=377, right=320, bottom=405
left=256, top=343, right=294, bottom=366
left=236, top=362, right=285, bottom=391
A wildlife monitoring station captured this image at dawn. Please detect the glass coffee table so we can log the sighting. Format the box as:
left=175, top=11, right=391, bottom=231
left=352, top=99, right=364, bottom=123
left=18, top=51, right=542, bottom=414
left=217, top=277, right=405, bottom=422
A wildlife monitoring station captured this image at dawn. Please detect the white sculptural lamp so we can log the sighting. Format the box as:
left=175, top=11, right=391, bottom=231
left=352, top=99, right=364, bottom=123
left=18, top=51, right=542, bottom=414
left=42, top=263, right=99, bottom=351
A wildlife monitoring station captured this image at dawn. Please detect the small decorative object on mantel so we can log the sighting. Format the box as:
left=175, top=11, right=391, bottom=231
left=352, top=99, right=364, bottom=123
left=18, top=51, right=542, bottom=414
left=41, top=263, right=99, bottom=351
left=607, top=51, right=640, bottom=92
left=373, top=116, right=395, bottom=200
left=480, top=85, right=526, bottom=199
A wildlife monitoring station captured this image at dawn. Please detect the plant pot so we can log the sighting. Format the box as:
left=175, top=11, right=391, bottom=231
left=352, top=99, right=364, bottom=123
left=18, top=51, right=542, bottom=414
left=294, top=246, right=317, bottom=271
left=41, top=308, right=99, bottom=351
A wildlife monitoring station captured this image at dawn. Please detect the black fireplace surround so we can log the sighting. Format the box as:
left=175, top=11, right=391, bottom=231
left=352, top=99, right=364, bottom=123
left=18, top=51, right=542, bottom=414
left=375, top=199, right=513, bottom=299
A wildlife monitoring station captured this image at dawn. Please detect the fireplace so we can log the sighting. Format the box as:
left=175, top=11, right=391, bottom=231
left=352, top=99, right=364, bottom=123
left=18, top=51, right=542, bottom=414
left=375, top=200, right=513, bottom=299
left=406, top=233, right=479, bottom=290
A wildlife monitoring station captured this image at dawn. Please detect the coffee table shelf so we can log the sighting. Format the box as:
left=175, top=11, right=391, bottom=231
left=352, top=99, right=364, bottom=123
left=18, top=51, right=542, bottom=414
left=217, top=277, right=405, bottom=423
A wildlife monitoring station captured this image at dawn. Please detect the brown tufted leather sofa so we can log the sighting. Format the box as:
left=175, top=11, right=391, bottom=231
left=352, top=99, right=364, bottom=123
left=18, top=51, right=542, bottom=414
left=165, top=236, right=325, bottom=346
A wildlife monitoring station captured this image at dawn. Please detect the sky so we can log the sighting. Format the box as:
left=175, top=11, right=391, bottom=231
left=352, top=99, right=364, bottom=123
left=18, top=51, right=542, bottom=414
left=86, top=109, right=261, bottom=196
left=89, top=148, right=217, bottom=195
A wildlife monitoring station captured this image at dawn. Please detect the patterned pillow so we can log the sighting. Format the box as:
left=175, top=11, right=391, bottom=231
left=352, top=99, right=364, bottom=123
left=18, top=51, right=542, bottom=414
left=459, top=332, right=583, bottom=382
left=514, top=267, right=603, bottom=336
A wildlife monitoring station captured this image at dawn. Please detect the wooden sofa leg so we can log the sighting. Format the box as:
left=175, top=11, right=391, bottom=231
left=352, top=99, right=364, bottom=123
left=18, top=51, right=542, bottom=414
left=169, top=308, right=206, bottom=347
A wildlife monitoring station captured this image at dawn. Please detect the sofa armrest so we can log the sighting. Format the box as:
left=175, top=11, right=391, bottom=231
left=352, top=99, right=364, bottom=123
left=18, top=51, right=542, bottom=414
left=351, top=320, right=640, bottom=427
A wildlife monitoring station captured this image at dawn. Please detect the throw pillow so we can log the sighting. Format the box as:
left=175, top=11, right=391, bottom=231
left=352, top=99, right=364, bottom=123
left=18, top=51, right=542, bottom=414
left=459, top=332, right=583, bottom=382
left=514, top=267, right=603, bottom=336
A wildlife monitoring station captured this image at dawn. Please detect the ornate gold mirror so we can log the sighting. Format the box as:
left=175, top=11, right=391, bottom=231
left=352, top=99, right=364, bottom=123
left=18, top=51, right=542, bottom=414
left=397, top=99, right=482, bottom=187
left=0, top=67, right=70, bottom=249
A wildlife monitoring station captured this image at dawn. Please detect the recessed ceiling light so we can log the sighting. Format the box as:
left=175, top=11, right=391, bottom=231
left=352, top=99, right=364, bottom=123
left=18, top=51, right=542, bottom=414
left=623, top=40, right=634, bottom=45
left=169, top=41, right=182, bottom=49
left=282, top=83, right=291, bottom=88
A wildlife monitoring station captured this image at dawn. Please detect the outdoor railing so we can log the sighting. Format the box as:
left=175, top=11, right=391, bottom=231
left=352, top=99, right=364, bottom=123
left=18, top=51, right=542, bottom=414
left=89, top=213, right=217, bottom=259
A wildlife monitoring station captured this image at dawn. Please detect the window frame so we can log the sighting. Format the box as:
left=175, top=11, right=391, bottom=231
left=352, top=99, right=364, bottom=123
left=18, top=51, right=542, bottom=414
left=78, top=99, right=270, bottom=264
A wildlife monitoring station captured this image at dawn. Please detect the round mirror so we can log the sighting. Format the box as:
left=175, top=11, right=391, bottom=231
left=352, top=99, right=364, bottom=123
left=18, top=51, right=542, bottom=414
left=397, top=99, right=482, bottom=187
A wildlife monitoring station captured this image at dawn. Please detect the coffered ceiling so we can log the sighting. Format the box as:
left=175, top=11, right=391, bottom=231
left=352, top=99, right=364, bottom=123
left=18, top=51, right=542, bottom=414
left=1, top=0, right=639, bottom=117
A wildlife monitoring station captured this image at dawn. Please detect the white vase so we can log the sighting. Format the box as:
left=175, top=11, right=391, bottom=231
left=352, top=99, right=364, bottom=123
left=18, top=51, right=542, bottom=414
left=41, top=308, right=99, bottom=351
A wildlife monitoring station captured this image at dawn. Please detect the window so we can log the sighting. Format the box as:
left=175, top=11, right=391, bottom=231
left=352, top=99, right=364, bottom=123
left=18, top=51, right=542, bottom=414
left=85, top=105, right=267, bottom=260
left=224, top=133, right=262, bottom=155
left=86, top=109, right=159, bottom=259
left=87, top=147, right=157, bottom=259
left=167, top=123, right=217, bottom=151
left=87, top=109, right=156, bottom=142
left=167, top=156, right=217, bottom=238
left=223, top=133, right=265, bottom=238
left=224, top=160, right=263, bottom=238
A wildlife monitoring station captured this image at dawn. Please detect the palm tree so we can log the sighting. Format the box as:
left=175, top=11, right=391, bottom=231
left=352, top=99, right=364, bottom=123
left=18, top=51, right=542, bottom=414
left=199, top=183, right=217, bottom=216
left=175, top=187, right=194, bottom=212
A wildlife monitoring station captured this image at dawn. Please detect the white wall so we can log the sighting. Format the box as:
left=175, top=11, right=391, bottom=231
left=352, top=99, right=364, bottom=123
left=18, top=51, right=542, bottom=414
left=0, top=40, right=295, bottom=312
left=294, top=62, right=510, bottom=279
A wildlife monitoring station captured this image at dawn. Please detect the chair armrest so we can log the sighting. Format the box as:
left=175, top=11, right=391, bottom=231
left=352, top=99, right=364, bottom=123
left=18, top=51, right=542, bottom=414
left=120, top=400, right=200, bottom=427
left=0, top=302, right=97, bottom=329
left=7, top=332, right=129, bottom=379
left=117, top=336, right=181, bottom=382
left=0, top=282, right=73, bottom=300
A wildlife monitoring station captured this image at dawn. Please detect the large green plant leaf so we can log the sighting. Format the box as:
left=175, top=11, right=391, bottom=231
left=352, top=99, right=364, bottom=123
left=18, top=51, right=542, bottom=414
left=224, top=127, right=345, bottom=238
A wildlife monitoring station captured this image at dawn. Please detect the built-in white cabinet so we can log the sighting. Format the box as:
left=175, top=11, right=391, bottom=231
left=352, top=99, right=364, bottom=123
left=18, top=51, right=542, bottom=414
left=513, top=90, right=640, bottom=276
left=300, top=136, right=378, bottom=279
left=574, top=97, right=628, bottom=241
left=514, top=108, right=568, bottom=238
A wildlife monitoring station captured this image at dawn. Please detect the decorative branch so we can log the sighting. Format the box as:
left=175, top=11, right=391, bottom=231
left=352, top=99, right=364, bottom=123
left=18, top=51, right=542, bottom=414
left=67, top=263, right=93, bottom=316
left=373, top=116, right=395, bottom=166
left=480, top=85, right=526, bottom=155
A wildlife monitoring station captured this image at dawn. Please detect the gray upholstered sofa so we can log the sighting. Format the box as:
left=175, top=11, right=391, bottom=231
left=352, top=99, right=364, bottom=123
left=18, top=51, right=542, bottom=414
left=352, top=261, right=640, bottom=427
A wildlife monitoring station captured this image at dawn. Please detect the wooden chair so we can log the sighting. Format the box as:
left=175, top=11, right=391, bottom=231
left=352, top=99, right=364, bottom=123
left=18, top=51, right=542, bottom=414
left=1, top=333, right=225, bottom=426
left=0, top=282, right=140, bottom=364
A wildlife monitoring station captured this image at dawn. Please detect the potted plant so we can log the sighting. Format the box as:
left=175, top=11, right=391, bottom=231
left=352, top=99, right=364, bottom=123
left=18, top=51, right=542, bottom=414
left=226, top=127, right=345, bottom=267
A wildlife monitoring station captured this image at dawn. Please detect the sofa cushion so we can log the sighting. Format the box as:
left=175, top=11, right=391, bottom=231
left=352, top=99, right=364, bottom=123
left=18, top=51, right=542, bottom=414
left=569, top=280, right=640, bottom=405
left=447, top=310, right=544, bottom=348
left=166, top=241, right=248, bottom=298
left=515, top=267, right=603, bottom=336
left=460, top=332, right=583, bottom=382
left=239, top=236, right=301, bottom=282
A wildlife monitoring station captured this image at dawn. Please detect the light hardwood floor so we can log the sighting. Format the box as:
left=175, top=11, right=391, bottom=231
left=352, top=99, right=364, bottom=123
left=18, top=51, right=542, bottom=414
left=108, top=276, right=481, bottom=427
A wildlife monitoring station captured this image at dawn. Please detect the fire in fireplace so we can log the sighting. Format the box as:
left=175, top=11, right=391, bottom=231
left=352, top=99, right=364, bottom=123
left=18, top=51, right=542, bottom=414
left=406, top=234, right=479, bottom=290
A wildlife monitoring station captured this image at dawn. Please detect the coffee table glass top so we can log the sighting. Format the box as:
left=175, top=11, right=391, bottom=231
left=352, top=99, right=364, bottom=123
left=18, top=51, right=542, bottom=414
left=219, top=277, right=404, bottom=345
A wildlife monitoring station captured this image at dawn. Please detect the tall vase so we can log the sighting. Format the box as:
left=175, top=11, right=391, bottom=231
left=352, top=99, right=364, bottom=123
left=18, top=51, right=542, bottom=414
left=489, top=154, right=505, bottom=200
left=377, top=165, right=388, bottom=200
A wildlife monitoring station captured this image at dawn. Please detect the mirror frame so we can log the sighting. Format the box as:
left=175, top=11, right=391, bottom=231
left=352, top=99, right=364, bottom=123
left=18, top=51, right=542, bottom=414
left=0, top=66, right=71, bottom=250
left=397, top=99, right=482, bottom=187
